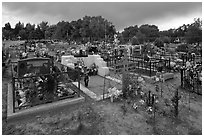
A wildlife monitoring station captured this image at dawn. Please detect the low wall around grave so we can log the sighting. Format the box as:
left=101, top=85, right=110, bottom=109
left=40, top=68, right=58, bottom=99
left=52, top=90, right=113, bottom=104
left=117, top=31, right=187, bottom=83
left=7, top=83, right=85, bottom=122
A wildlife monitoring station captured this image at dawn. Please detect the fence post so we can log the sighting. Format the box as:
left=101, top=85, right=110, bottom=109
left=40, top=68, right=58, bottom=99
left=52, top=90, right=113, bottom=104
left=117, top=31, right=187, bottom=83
left=180, top=68, right=184, bottom=88
left=12, top=77, right=15, bottom=113
left=149, top=60, right=152, bottom=77
left=169, top=58, right=171, bottom=70
left=182, top=54, right=185, bottom=66
left=77, top=68, right=80, bottom=97
left=103, top=75, right=106, bottom=100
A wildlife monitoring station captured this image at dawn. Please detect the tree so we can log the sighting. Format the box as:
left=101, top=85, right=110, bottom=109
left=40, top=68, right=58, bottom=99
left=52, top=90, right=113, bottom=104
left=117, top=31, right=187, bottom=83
left=122, top=25, right=139, bottom=43
left=39, top=21, right=49, bottom=39
left=135, top=31, right=146, bottom=44
left=25, top=23, right=35, bottom=40
left=2, top=23, right=14, bottom=40
left=53, top=21, right=69, bottom=40
left=139, top=24, right=159, bottom=42
left=19, top=29, right=27, bottom=40
left=185, top=18, right=202, bottom=44
left=162, top=36, right=171, bottom=44
left=35, top=25, right=44, bottom=40
left=14, top=21, right=24, bottom=37
left=4, top=22, right=12, bottom=30
left=154, top=38, right=164, bottom=48
left=131, top=36, right=139, bottom=45
left=45, top=25, right=57, bottom=39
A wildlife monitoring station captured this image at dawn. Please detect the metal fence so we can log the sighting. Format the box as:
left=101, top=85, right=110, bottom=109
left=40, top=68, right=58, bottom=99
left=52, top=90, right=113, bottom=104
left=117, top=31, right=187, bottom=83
left=12, top=69, right=80, bottom=113
left=180, top=68, right=202, bottom=95
left=106, top=56, right=171, bottom=77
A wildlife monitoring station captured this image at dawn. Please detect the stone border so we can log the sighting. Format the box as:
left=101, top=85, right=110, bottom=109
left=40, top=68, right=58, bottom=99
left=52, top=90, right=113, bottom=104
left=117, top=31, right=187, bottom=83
left=7, top=83, right=85, bottom=122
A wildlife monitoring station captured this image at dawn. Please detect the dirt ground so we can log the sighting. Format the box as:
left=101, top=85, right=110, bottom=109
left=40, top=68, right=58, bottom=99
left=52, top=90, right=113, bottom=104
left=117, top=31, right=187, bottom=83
left=2, top=41, right=202, bottom=135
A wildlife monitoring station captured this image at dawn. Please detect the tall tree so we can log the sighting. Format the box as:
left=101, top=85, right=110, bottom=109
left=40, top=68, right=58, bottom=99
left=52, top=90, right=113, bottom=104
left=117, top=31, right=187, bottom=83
left=139, top=24, right=159, bottom=42
left=45, top=25, right=57, bottom=39
left=185, top=18, right=202, bottom=44
left=39, top=21, right=49, bottom=39
left=25, top=23, right=35, bottom=40
left=4, top=22, right=12, bottom=30
left=19, top=29, right=27, bottom=40
left=35, top=25, right=44, bottom=40
left=14, top=21, right=24, bottom=37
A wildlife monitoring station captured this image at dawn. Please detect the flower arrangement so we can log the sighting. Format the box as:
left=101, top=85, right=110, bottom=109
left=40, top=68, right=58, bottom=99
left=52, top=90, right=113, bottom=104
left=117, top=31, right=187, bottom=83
left=108, top=87, right=123, bottom=102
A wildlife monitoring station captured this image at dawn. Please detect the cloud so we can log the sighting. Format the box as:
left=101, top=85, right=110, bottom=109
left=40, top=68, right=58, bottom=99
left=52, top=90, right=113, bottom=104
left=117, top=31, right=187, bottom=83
left=2, top=2, right=202, bottom=31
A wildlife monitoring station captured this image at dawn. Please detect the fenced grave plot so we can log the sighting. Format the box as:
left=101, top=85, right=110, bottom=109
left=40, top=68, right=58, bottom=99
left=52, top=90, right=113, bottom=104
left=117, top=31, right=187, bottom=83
left=11, top=72, right=81, bottom=113
left=180, top=68, right=202, bottom=95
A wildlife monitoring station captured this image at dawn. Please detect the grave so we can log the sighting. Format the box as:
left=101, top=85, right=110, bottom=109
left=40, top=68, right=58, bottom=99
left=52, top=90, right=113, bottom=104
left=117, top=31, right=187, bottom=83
left=61, top=54, right=110, bottom=77
left=7, top=58, right=85, bottom=121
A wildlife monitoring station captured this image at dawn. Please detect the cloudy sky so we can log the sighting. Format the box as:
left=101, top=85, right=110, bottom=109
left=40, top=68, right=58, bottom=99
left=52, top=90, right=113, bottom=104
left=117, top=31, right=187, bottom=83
left=2, top=2, right=202, bottom=31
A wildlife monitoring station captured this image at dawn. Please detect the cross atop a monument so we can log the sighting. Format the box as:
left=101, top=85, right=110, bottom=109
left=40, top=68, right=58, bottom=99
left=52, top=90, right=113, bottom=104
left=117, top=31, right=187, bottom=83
left=17, top=36, right=21, bottom=41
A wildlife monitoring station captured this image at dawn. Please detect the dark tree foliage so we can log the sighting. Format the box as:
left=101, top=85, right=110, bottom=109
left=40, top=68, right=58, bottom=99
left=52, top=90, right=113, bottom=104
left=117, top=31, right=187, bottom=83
left=2, top=16, right=116, bottom=42
left=139, top=24, right=159, bottom=42
left=2, top=17, right=201, bottom=46
left=185, top=18, right=202, bottom=44
left=131, top=36, right=139, bottom=45
left=154, top=38, right=164, bottom=48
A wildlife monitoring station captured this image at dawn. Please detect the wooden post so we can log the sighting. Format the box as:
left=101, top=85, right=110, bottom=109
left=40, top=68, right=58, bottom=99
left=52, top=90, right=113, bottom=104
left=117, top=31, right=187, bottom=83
left=175, top=89, right=179, bottom=117
left=122, top=49, right=129, bottom=98
left=180, top=68, right=184, bottom=88
left=149, top=60, right=152, bottom=77
left=77, top=68, right=80, bottom=97
left=148, top=90, right=151, bottom=106
left=182, top=54, right=185, bottom=66
left=103, top=75, right=106, bottom=100
left=12, top=77, right=15, bottom=113
left=169, top=57, right=171, bottom=70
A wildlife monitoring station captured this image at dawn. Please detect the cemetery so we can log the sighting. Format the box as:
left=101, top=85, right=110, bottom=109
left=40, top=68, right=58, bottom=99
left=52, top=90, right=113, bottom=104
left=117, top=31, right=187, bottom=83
left=2, top=39, right=202, bottom=135
left=2, top=7, right=202, bottom=134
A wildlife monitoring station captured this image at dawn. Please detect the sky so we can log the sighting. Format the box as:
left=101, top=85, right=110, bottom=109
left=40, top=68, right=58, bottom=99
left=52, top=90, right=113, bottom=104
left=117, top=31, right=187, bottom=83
left=2, top=2, right=202, bottom=31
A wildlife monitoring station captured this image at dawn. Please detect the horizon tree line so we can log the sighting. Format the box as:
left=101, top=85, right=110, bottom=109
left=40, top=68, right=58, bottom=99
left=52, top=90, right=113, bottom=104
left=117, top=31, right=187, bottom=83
left=2, top=16, right=202, bottom=45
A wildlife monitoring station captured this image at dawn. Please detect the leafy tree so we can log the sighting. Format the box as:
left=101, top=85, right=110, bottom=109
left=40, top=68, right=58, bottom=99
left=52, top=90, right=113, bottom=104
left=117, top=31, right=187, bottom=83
left=2, top=29, right=10, bottom=40
left=53, top=21, right=69, bottom=40
left=122, top=25, right=139, bottom=43
left=139, top=24, right=159, bottom=42
left=185, top=18, right=202, bottom=44
left=19, top=29, right=27, bottom=40
left=25, top=23, right=35, bottom=40
left=45, top=25, right=57, bottom=39
left=39, top=21, right=49, bottom=39
left=2, top=23, right=14, bottom=40
left=35, top=25, right=44, bottom=40
left=131, top=36, right=139, bottom=45
left=14, top=21, right=24, bottom=37
left=154, top=38, right=164, bottom=48
left=4, top=22, right=12, bottom=30
left=162, top=36, right=171, bottom=44
left=135, top=31, right=146, bottom=44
